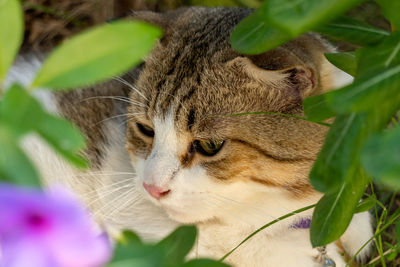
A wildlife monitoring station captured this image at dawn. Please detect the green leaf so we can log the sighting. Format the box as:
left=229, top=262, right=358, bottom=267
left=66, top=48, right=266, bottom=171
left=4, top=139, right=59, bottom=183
left=356, top=32, right=400, bottom=76
left=0, top=84, right=44, bottom=136
left=303, top=93, right=336, bottom=122
left=107, top=258, right=156, bottom=267
left=354, top=195, right=377, bottom=213
left=266, top=0, right=364, bottom=37
left=325, top=52, right=356, bottom=77
left=327, top=33, right=400, bottom=113
left=310, top=168, right=368, bottom=247
left=0, top=0, right=23, bottom=82
left=118, top=230, right=142, bottom=245
left=317, top=16, right=390, bottom=47
left=0, top=125, right=41, bottom=187
left=0, top=85, right=87, bottom=168
left=396, top=220, right=400, bottom=248
left=32, top=20, right=162, bottom=90
left=310, top=105, right=400, bottom=246
left=361, top=127, right=400, bottom=190
left=309, top=113, right=366, bottom=193
left=328, top=63, right=400, bottom=113
left=310, top=97, right=400, bottom=193
left=230, top=8, right=291, bottom=54
left=377, top=0, right=400, bottom=30
left=180, top=259, right=230, bottom=267
left=110, top=233, right=164, bottom=267
left=157, top=225, right=197, bottom=267
left=37, top=114, right=88, bottom=168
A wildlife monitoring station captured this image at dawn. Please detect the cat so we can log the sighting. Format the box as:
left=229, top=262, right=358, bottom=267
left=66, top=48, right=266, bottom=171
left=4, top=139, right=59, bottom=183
left=6, top=7, right=373, bottom=267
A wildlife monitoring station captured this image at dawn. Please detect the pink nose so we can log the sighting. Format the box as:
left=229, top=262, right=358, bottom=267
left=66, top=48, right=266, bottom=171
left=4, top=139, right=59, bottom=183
left=143, top=183, right=171, bottom=200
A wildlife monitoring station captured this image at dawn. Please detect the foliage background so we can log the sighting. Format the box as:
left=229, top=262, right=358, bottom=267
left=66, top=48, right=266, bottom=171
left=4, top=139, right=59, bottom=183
left=17, top=0, right=400, bottom=266
left=22, top=0, right=391, bottom=51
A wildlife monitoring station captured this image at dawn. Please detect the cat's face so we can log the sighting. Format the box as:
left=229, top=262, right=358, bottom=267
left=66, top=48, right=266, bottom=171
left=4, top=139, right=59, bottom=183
left=125, top=7, right=330, bottom=224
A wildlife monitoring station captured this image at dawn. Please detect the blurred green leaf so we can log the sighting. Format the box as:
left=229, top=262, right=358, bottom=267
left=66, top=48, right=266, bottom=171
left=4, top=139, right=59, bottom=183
left=328, top=62, right=400, bottom=113
left=110, top=231, right=164, bottom=267
left=310, top=114, right=366, bottom=193
left=396, top=220, right=400, bottom=248
left=327, top=33, right=400, bottom=113
left=0, top=85, right=87, bottom=168
left=325, top=52, right=356, bottom=77
left=0, top=125, right=41, bottom=187
left=266, top=0, right=364, bottom=37
left=0, top=84, right=43, bottom=136
left=317, top=16, right=390, bottom=46
left=303, top=93, right=336, bottom=122
left=157, top=225, right=197, bottom=267
left=354, top=195, right=377, bottom=213
left=356, top=33, right=400, bottom=76
left=118, top=230, right=142, bottom=245
left=387, top=250, right=398, bottom=261
left=0, top=0, right=23, bottom=82
left=32, top=20, right=162, bottom=90
left=361, top=127, right=400, bottom=190
left=230, top=8, right=290, bottom=54
left=180, top=259, right=230, bottom=267
left=37, top=114, right=88, bottom=168
left=107, top=258, right=157, bottom=267
left=377, top=0, right=400, bottom=29
left=310, top=168, right=368, bottom=247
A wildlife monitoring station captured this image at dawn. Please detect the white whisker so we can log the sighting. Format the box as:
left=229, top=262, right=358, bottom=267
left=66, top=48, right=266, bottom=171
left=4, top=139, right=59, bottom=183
left=95, top=114, right=127, bottom=126
left=113, top=76, right=148, bottom=101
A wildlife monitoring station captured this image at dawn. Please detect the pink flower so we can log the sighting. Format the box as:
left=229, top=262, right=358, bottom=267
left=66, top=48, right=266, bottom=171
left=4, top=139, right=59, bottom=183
left=0, top=184, right=111, bottom=267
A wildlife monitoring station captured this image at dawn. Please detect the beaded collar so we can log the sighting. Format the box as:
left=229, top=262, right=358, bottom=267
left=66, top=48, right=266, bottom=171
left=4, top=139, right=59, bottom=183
left=290, top=217, right=336, bottom=267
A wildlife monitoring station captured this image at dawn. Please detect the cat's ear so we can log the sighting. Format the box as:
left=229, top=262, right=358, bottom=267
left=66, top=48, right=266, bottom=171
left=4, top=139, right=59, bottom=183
left=228, top=56, right=316, bottom=99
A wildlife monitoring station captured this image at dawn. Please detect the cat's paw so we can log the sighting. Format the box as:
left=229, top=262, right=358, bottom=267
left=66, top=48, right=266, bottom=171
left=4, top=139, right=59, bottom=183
left=340, top=211, right=374, bottom=264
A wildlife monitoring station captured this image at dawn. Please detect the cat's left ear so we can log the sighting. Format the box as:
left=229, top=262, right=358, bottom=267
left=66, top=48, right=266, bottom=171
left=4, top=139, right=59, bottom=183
left=228, top=56, right=317, bottom=99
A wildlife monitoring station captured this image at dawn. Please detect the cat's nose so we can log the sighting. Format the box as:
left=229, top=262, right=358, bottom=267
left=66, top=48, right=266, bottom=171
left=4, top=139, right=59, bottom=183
left=142, top=183, right=171, bottom=200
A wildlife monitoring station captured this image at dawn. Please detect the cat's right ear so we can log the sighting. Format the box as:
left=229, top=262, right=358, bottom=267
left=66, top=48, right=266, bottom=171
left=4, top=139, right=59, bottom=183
left=227, top=56, right=317, bottom=99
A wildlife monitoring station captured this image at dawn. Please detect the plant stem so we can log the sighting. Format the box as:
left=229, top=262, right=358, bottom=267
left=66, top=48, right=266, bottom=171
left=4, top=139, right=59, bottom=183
left=219, top=204, right=316, bottom=262
left=346, top=207, right=400, bottom=266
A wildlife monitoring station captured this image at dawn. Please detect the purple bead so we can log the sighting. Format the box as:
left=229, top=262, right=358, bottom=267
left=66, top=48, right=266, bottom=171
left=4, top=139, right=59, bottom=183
left=291, top=217, right=312, bottom=229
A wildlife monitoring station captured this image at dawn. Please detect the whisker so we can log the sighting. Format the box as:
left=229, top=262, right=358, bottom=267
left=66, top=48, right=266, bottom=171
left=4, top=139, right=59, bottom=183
left=95, top=114, right=127, bottom=126
left=86, top=184, right=134, bottom=207
left=107, top=189, right=141, bottom=218
left=95, top=187, right=137, bottom=219
left=78, top=176, right=135, bottom=198
left=113, top=76, right=148, bottom=101
left=82, top=95, right=133, bottom=104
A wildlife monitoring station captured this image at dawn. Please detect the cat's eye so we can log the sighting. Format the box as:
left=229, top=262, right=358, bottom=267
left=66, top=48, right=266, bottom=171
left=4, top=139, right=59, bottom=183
left=136, top=123, right=155, bottom=137
left=194, top=140, right=225, bottom=156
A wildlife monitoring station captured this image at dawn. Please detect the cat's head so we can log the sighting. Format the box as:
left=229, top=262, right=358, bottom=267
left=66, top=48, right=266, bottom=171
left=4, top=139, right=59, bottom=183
left=125, top=7, right=334, bottom=224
